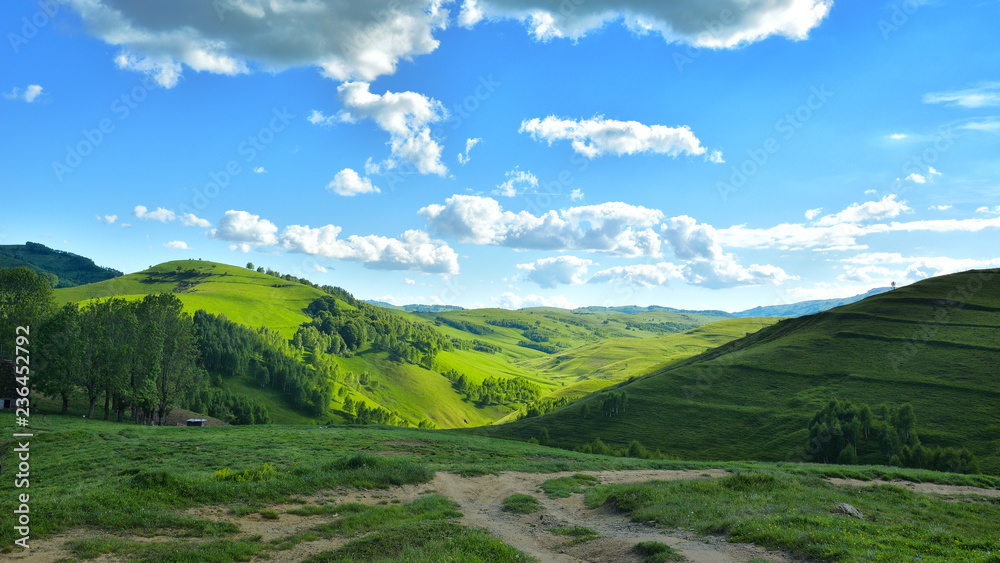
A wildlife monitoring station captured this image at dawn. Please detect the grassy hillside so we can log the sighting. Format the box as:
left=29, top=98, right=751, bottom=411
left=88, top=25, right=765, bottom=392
left=731, top=287, right=891, bottom=318
left=479, top=269, right=1000, bottom=473
left=56, top=260, right=327, bottom=339
left=0, top=241, right=121, bottom=287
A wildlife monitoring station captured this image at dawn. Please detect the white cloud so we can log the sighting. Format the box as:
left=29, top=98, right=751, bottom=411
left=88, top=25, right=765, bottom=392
left=923, top=82, right=1000, bottom=108
left=163, top=240, right=189, bottom=250
left=97, top=214, right=118, bottom=224
left=839, top=253, right=1000, bottom=284
left=308, top=110, right=335, bottom=126
left=493, top=167, right=538, bottom=197
left=63, top=0, right=447, bottom=87
left=889, top=133, right=907, bottom=139
left=804, top=208, right=822, bottom=220
left=209, top=210, right=279, bottom=246
left=459, top=0, right=831, bottom=47
left=588, top=262, right=683, bottom=287
left=230, top=243, right=252, bottom=253
left=706, top=149, right=725, bottom=164
left=180, top=213, right=211, bottom=228
left=492, top=292, right=577, bottom=310
left=253, top=166, right=266, bottom=174
left=520, top=115, right=706, bottom=159
left=420, top=195, right=663, bottom=257
left=864, top=189, right=877, bottom=195
left=133, top=205, right=177, bottom=222
left=928, top=166, right=941, bottom=176
left=516, top=255, right=593, bottom=288
left=959, top=118, right=1000, bottom=134
left=280, top=225, right=459, bottom=274
left=121, top=223, right=132, bottom=228
left=335, top=81, right=447, bottom=176
left=405, top=277, right=416, bottom=285
left=929, top=205, right=952, bottom=211
left=3, top=84, right=43, bottom=103
left=458, top=137, right=480, bottom=165
left=661, top=215, right=723, bottom=260
left=328, top=168, right=381, bottom=196
left=570, top=189, right=584, bottom=201
left=814, top=195, right=910, bottom=226
left=905, top=173, right=927, bottom=184
left=977, top=205, right=1000, bottom=215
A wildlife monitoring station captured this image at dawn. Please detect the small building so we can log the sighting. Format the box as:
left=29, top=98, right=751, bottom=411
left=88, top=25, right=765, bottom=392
left=0, top=359, right=15, bottom=410
left=186, top=418, right=207, bottom=426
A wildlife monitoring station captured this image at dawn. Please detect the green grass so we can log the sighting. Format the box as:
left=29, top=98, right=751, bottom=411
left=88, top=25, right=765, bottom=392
left=501, top=493, right=544, bottom=514
left=586, top=471, right=1000, bottom=562
left=633, top=541, right=684, bottom=562
left=540, top=474, right=600, bottom=498
left=55, top=260, right=328, bottom=339
left=482, top=269, right=1000, bottom=473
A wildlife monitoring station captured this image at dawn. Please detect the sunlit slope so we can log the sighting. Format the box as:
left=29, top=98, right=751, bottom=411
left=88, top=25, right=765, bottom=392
left=480, top=269, right=1000, bottom=473
left=55, top=260, right=328, bottom=338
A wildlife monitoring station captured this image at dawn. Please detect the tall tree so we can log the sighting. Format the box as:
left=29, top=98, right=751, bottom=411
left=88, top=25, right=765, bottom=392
left=0, top=267, right=54, bottom=358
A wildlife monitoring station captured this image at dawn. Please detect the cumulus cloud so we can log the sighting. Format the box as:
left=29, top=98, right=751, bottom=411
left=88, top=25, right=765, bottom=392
left=209, top=210, right=279, bottom=246
left=62, top=0, right=448, bottom=87
left=588, top=262, right=683, bottom=287
left=889, top=133, right=907, bottom=140
left=405, top=277, right=416, bottom=285
left=706, top=149, right=725, bottom=163
left=253, top=166, right=266, bottom=174
left=335, top=81, right=447, bottom=175
left=163, top=240, right=189, bottom=250
left=493, top=167, right=538, bottom=197
left=923, top=82, right=1000, bottom=108
left=516, top=256, right=593, bottom=288
left=180, top=213, right=211, bottom=228
left=570, top=189, right=584, bottom=201
left=458, top=137, right=480, bottom=165
left=813, top=195, right=910, bottom=226
left=96, top=214, right=118, bottom=224
left=280, top=225, right=458, bottom=274
left=328, top=168, right=381, bottom=196
left=929, top=205, right=952, bottom=211
left=661, top=215, right=723, bottom=260
left=977, top=205, right=1000, bottom=215
left=420, top=195, right=663, bottom=257
left=492, top=292, right=578, bottom=310
left=905, top=173, right=927, bottom=184
left=681, top=259, right=793, bottom=289
left=3, top=84, right=43, bottom=103
left=230, top=243, right=252, bottom=253
left=133, top=205, right=177, bottom=222
left=838, top=253, right=1000, bottom=284
left=804, top=208, right=822, bottom=220
left=519, top=115, right=706, bottom=158
left=458, top=0, right=831, bottom=47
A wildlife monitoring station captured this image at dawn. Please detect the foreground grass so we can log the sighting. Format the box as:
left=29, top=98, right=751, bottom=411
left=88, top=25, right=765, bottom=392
left=502, top=494, right=544, bottom=514
left=540, top=473, right=600, bottom=498
left=586, top=471, right=1000, bottom=562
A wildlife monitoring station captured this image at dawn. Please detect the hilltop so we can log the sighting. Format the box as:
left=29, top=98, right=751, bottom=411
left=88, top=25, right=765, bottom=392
left=479, top=269, right=1000, bottom=473
left=0, top=241, right=121, bottom=287
left=730, top=287, right=892, bottom=318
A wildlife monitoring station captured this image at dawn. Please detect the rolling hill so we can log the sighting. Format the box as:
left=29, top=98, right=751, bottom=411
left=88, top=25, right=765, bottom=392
left=477, top=269, right=1000, bottom=473
left=52, top=259, right=773, bottom=429
left=0, top=241, right=121, bottom=287
left=730, top=287, right=892, bottom=318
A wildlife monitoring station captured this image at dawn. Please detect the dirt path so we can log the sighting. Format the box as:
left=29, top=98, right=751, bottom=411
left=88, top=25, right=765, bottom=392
left=9, top=470, right=1000, bottom=562
left=423, top=469, right=797, bottom=563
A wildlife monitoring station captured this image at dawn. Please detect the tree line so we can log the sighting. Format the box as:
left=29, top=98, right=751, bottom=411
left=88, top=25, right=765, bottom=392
left=806, top=399, right=980, bottom=473
left=443, top=369, right=543, bottom=406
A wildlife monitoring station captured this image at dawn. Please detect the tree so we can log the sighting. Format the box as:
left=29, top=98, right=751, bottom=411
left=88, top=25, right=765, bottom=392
left=246, top=262, right=254, bottom=270
left=35, top=303, right=83, bottom=414
left=0, top=267, right=54, bottom=357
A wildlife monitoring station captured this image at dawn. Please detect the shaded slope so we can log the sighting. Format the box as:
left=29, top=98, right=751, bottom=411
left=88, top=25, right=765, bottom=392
left=479, top=269, right=1000, bottom=473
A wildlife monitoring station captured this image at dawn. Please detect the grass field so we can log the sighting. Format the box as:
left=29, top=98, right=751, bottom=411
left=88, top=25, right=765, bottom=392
left=480, top=269, right=1000, bottom=473
left=2, top=413, right=999, bottom=561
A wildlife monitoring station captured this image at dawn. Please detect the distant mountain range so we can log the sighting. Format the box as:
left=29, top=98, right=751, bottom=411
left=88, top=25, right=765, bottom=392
left=0, top=242, right=122, bottom=288
left=365, top=301, right=466, bottom=312
left=729, top=287, right=893, bottom=318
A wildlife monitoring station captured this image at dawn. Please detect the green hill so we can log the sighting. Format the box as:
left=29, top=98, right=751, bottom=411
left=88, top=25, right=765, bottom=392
left=0, top=241, right=122, bottom=287
left=55, top=260, right=327, bottom=339
left=478, top=269, right=1000, bottom=473
left=731, top=287, right=891, bottom=318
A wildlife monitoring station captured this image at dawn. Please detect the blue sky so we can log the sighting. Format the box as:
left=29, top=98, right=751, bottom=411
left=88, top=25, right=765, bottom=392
left=1, top=0, right=998, bottom=311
